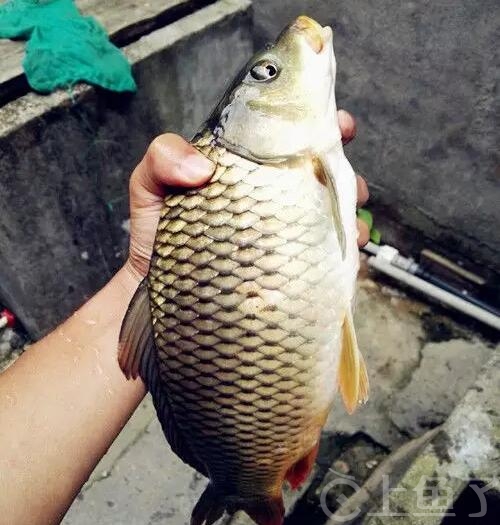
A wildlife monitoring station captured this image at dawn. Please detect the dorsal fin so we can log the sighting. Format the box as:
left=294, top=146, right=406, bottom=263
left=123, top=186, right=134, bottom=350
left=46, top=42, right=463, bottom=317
left=118, top=278, right=154, bottom=380
left=338, top=309, right=369, bottom=414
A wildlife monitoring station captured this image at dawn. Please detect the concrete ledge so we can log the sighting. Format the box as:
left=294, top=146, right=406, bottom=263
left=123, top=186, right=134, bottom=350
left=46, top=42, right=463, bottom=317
left=0, top=0, right=219, bottom=105
left=0, top=0, right=253, bottom=337
left=364, top=352, right=500, bottom=524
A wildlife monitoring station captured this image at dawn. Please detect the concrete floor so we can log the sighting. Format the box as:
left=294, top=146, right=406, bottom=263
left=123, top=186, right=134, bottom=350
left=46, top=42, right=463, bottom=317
left=63, top=400, right=203, bottom=525
left=62, top=259, right=497, bottom=525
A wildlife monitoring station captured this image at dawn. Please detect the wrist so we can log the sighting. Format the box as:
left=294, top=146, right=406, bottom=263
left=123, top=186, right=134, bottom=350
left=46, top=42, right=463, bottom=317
left=118, top=260, right=145, bottom=295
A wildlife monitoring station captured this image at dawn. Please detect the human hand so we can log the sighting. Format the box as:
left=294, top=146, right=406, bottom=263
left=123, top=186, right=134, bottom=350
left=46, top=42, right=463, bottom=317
left=125, top=135, right=215, bottom=281
left=338, top=109, right=370, bottom=247
left=125, top=110, right=369, bottom=281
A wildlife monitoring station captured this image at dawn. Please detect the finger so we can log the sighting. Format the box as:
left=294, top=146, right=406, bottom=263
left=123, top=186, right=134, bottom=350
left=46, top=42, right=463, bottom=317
left=338, top=109, right=356, bottom=145
left=356, top=175, right=369, bottom=207
left=357, top=218, right=370, bottom=247
left=131, top=133, right=215, bottom=205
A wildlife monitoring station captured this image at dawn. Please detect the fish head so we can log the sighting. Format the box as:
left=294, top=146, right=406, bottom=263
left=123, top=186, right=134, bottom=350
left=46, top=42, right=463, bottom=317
left=208, top=16, right=341, bottom=162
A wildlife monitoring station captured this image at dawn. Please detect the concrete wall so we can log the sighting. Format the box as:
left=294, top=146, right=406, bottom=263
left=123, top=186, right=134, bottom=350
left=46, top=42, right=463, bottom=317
left=1, top=0, right=498, bottom=336
left=253, top=0, right=500, bottom=277
left=0, top=0, right=253, bottom=337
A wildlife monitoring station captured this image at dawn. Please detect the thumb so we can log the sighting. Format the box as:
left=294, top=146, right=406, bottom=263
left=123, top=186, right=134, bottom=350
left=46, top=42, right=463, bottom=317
left=130, top=133, right=215, bottom=211
left=127, top=134, right=215, bottom=279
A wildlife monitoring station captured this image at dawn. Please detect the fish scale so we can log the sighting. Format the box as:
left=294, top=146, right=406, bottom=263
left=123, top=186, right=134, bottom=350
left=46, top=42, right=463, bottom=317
left=147, top=129, right=344, bottom=499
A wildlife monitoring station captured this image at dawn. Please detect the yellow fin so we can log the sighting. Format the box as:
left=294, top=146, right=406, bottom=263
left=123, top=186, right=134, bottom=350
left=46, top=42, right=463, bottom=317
left=358, top=351, right=370, bottom=405
left=339, top=310, right=369, bottom=414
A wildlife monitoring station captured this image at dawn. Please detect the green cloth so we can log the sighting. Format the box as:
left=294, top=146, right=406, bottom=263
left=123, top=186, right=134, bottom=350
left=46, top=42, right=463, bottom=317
left=0, top=0, right=136, bottom=93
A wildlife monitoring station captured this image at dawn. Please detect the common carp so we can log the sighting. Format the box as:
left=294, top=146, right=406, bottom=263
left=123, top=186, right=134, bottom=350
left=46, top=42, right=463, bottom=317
left=119, top=15, right=369, bottom=525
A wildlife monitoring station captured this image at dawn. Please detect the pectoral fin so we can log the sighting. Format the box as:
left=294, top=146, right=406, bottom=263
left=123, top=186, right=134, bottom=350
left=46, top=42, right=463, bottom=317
left=118, top=278, right=154, bottom=380
left=358, top=351, right=370, bottom=404
left=312, top=155, right=346, bottom=260
left=338, top=309, right=369, bottom=414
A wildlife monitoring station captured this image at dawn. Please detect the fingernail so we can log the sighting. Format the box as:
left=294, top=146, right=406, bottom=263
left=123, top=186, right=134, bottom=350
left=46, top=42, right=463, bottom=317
left=184, top=153, right=215, bottom=180
left=338, top=109, right=356, bottom=145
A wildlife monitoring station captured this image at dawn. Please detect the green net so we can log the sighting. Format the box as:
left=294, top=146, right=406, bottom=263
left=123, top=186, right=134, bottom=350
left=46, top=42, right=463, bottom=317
left=0, top=0, right=137, bottom=93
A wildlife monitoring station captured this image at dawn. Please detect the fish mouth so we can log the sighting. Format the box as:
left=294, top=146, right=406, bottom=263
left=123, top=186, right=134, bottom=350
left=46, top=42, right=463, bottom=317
left=290, top=15, right=332, bottom=54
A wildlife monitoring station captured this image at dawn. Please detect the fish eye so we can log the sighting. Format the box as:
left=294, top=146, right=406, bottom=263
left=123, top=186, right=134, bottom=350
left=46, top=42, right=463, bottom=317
left=249, top=60, right=280, bottom=82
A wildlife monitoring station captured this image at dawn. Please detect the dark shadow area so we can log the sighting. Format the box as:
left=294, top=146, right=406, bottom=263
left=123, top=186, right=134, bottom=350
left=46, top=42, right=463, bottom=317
left=285, top=432, right=388, bottom=525
left=442, top=482, right=500, bottom=524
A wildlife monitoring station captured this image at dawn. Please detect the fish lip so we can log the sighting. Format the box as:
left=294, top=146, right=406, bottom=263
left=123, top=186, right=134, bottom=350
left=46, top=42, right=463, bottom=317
left=321, top=26, right=333, bottom=47
left=290, top=16, right=332, bottom=54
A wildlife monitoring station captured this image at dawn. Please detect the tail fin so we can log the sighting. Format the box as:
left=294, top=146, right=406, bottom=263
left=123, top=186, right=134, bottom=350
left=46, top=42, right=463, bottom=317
left=191, top=484, right=224, bottom=525
left=191, top=483, right=285, bottom=525
left=242, top=496, right=285, bottom=525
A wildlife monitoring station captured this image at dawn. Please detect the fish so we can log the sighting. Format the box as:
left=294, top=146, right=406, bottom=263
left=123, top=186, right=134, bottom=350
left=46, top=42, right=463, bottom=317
left=118, top=15, right=369, bottom=525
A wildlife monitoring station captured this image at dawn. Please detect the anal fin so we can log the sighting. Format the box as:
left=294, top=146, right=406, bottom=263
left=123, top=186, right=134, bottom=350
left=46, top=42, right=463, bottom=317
left=285, top=441, right=320, bottom=490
